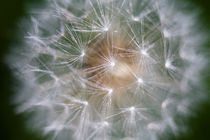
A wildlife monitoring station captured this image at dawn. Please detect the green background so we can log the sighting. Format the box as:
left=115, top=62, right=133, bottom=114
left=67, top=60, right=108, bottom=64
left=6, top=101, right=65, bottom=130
left=0, top=0, right=209, bottom=140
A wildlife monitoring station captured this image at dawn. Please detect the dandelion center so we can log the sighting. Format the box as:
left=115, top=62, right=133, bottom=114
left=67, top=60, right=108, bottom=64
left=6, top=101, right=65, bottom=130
left=84, top=36, right=140, bottom=90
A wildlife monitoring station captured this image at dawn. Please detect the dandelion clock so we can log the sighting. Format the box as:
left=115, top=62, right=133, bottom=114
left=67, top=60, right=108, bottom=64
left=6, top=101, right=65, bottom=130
left=8, top=0, right=208, bottom=140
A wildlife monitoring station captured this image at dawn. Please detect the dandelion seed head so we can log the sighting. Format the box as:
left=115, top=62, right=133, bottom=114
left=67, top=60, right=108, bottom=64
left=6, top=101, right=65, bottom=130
left=8, top=0, right=208, bottom=140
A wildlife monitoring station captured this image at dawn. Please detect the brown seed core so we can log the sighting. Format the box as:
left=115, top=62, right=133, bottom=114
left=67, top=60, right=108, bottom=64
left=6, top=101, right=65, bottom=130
left=83, top=35, right=140, bottom=93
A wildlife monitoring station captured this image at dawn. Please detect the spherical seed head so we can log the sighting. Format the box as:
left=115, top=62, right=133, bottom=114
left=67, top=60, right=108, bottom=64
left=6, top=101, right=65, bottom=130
left=9, top=0, right=207, bottom=140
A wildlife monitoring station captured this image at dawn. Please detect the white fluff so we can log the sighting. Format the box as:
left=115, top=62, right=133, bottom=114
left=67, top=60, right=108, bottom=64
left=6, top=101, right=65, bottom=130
left=8, top=0, right=207, bottom=140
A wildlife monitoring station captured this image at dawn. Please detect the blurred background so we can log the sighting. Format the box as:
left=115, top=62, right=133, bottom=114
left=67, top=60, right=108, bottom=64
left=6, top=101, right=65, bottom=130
left=0, top=0, right=209, bottom=140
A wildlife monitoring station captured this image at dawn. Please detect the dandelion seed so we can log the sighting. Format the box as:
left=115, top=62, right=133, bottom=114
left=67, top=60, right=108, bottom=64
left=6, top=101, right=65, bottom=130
left=107, top=88, right=113, bottom=96
left=141, top=49, right=149, bottom=56
left=102, top=121, right=109, bottom=127
left=132, top=16, right=139, bottom=22
left=129, top=106, right=135, bottom=112
left=137, top=78, right=144, bottom=84
left=83, top=101, right=88, bottom=106
left=80, top=50, right=85, bottom=58
left=165, top=60, right=172, bottom=69
left=110, top=60, right=115, bottom=67
left=103, top=26, right=109, bottom=32
left=163, top=29, right=171, bottom=38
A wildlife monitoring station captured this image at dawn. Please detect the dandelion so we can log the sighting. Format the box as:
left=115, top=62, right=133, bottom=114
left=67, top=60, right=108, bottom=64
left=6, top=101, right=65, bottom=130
left=9, top=0, right=207, bottom=140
